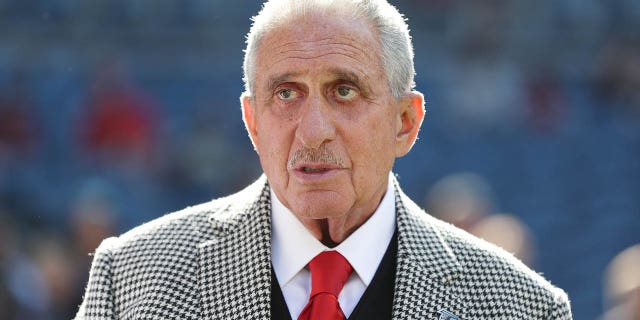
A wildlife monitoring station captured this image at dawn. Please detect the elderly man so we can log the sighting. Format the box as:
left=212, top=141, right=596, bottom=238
left=76, top=1, right=572, bottom=319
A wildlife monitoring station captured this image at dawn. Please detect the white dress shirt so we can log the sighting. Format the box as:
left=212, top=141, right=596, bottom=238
left=271, top=179, right=396, bottom=319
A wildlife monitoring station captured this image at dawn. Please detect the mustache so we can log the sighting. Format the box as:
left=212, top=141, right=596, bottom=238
left=288, top=146, right=344, bottom=169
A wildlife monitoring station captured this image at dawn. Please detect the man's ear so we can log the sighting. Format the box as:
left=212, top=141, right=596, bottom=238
left=395, top=91, right=425, bottom=157
left=241, top=92, right=259, bottom=150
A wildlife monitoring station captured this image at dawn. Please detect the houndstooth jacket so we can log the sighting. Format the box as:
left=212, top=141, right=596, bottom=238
left=75, top=175, right=572, bottom=319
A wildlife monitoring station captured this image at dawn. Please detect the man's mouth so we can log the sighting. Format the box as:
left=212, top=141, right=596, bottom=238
left=301, top=167, right=330, bottom=173
left=291, top=163, right=342, bottom=181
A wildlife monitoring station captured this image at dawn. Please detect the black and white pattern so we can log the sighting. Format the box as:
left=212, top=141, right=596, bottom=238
left=76, top=175, right=572, bottom=319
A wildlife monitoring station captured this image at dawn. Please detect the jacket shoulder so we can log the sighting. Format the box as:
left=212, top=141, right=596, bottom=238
left=430, top=214, right=571, bottom=318
left=79, top=177, right=269, bottom=318
left=397, top=187, right=571, bottom=319
left=105, top=175, right=268, bottom=253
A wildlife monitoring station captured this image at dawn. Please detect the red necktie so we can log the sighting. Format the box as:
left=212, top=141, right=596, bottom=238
left=298, top=251, right=354, bottom=320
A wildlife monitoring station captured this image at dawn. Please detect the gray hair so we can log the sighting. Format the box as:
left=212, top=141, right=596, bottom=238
left=242, top=0, right=415, bottom=100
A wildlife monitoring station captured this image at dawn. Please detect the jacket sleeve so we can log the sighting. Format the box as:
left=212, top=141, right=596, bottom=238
left=547, top=288, right=573, bottom=320
left=75, top=237, right=119, bottom=320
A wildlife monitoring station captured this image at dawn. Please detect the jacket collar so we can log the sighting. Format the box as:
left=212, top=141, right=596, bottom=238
left=391, top=176, right=466, bottom=319
left=196, top=175, right=465, bottom=319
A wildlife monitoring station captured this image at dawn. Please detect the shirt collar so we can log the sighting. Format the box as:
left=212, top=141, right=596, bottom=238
left=271, top=177, right=396, bottom=287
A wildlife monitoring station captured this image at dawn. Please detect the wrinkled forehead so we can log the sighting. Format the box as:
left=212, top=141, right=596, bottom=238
left=254, top=13, right=384, bottom=81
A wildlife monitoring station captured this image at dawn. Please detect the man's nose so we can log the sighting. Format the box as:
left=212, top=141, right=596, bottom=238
left=295, top=96, right=336, bottom=149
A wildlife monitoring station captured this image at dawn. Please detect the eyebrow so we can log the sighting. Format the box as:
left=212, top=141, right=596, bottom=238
left=328, top=69, right=363, bottom=87
left=265, top=72, right=300, bottom=95
left=329, top=68, right=373, bottom=97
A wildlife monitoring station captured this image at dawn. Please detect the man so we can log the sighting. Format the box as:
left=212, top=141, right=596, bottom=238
left=76, top=0, right=572, bottom=319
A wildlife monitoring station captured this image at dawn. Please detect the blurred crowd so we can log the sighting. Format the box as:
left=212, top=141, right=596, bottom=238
left=0, top=0, right=639, bottom=319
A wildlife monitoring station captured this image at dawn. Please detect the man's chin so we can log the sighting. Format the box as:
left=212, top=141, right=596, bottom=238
left=289, top=194, right=352, bottom=220
left=296, top=210, right=349, bottom=221
left=294, top=205, right=349, bottom=220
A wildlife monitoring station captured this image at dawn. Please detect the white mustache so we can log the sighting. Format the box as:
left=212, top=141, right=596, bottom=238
left=288, top=146, right=344, bottom=170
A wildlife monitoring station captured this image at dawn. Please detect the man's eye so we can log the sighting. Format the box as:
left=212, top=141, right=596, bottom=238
left=336, top=86, right=357, bottom=100
left=277, top=89, right=298, bottom=100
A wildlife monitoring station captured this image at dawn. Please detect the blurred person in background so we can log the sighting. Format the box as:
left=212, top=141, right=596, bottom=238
left=424, top=172, right=495, bottom=231
left=426, top=173, right=537, bottom=267
left=0, top=212, right=20, bottom=319
left=469, top=213, right=537, bottom=267
left=78, top=57, right=161, bottom=172
left=68, top=179, right=118, bottom=264
left=75, top=58, right=168, bottom=228
left=599, top=244, right=640, bottom=320
left=0, top=186, right=118, bottom=320
left=28, top=233, right=80, bottom=319
left=75, top=1, right=571, bottom=319
left=67, top=179, right=119, bottom=312
left=594, top=38, right=640, bottom=120
left=0, top=68, right=40, bottom=162
left=525, top=70, right=568, bottom=134
left=443, top=1, right=526, bottom=133
left=0, top=211, right=49, bottom=319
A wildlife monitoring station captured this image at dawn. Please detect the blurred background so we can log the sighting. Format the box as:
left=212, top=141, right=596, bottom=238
left=0, top=0, right=638, bottom=319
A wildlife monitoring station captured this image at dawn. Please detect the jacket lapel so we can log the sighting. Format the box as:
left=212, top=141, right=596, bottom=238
left=392, top=180, right=467, bottom=320
left=197, top=177, right=273, bottom=319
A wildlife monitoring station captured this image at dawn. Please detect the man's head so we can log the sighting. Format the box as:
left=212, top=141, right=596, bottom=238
left=243, top=0, right=415, bottom=100
left=240, top=0, right=424, bottom=240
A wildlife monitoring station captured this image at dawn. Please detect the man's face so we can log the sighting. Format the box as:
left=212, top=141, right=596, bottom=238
left=242, top=13, right=423, bottom=223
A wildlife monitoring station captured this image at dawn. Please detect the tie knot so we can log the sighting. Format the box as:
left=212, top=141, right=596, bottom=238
left=308, top=251, right=353, bottom=297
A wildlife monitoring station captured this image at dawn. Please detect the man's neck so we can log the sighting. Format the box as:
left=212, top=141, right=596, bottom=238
left=296, top=188, right=389, bottom=246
